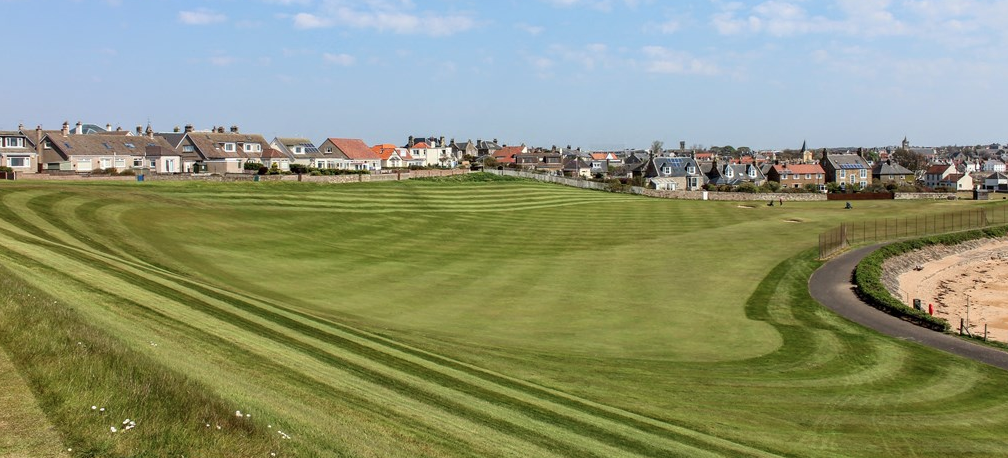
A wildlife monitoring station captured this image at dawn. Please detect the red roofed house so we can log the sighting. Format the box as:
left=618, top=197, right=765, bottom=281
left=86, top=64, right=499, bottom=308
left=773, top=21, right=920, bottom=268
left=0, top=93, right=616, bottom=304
left=317, top=138, right=381, bottom=171
left=494, top=145, right=527, bottom=164
left=924, top=164, right=956, bottom=189
left=372, top=143, right=404, bottom=169
left=767, top=163, right=826, bottom=191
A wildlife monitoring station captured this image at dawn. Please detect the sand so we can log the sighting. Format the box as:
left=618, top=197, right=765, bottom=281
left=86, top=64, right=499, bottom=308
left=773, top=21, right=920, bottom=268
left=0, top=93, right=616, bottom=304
left=894, top=239, right=1008, bottom=341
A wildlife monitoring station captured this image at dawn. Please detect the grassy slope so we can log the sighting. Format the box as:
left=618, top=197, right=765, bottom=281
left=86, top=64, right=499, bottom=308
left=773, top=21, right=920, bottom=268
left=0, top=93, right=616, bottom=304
left=0, top=346, right=69, bottom=458
left=0, top=178, right=1006, bottom=457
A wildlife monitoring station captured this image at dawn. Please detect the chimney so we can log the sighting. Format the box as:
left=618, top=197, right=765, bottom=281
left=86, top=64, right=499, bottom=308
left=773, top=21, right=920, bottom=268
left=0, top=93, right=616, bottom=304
left=680, top=140, right=686, bottom=151
left=106, top=123, right=112, bottom=131
left=146, top=124, right=154, bottom=139
left=116, top=126, right=123, bottom=132
left=62, top=121, right=69, bottom=137
left=184, top=124, right=193, bottom=133
left=217, top=127, right=224, bottom=133
left=17, top=123, right=23, bottom=131
left=173, top=126, right=180, bottom=133
left=493, top=138, right=498, bottom=145
left=439, top=136, right=445, bottom=147
left=75, top=121, right=83, bottom=135
left=230, top=125, right=239, bottom=133
left=408, top=135, right=414, bottom=147
left=136, top=125, right=143, bottom=135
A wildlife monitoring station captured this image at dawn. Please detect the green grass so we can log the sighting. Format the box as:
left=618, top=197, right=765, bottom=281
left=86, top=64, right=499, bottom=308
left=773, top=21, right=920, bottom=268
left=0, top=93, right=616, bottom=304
left=0, top=179, right=1007, bottom=457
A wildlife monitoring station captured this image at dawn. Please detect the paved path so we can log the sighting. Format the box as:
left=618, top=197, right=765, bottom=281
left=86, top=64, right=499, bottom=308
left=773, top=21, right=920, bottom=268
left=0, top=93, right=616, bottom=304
left=809, top=245, right=1008, bottom=371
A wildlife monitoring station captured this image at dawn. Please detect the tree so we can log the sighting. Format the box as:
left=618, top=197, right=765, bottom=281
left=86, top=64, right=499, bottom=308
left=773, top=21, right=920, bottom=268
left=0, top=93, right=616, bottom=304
left=891, top=148, right=927, bottom=172
left=650, top=140, right=664, bottom=158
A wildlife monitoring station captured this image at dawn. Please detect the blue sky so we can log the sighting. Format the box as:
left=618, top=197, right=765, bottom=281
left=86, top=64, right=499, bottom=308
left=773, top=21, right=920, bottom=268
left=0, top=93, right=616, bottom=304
left=3, top=0, right=1007, bottom=150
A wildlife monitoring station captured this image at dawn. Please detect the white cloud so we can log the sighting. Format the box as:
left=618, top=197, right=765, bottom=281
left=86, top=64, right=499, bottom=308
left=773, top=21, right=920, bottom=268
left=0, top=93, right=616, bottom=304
left=516, top=23, right=545, bottom=36
left=658, top=18, right=680, bottom=34
left=322, top=52, right=356, bottom=66
left=292, top=0, right=476, bottom=36
left=179, top=8, right=227, bottom=25
left=209, top=56, right=237, bottom=66
left=640, top=46, right=718, bottom=75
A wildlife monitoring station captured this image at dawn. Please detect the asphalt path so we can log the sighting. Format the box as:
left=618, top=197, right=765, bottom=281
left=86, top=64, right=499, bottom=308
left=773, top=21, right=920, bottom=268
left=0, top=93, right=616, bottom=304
left=808, top=245, right=1008, bottom=371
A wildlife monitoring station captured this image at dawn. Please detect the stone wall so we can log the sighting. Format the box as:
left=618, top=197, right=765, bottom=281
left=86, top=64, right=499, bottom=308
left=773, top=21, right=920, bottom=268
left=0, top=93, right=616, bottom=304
left=634, top=189, right=828, bottom=201
left=894, top=192, right=958, bottom=200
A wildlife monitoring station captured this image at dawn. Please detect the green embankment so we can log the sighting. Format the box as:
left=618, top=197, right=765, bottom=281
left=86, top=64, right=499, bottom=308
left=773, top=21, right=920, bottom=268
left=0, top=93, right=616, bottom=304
left=0, top=177, right=1006, bottom=457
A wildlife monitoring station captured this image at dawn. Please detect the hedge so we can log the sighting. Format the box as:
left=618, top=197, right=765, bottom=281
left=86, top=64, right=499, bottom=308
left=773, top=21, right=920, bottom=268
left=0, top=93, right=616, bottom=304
left=853, top=225, right=1008, bottom=333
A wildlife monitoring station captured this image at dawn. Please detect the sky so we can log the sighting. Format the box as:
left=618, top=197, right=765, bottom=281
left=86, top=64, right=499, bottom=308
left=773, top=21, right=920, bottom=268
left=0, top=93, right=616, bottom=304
left=3, top=0, right=1008, bottom=150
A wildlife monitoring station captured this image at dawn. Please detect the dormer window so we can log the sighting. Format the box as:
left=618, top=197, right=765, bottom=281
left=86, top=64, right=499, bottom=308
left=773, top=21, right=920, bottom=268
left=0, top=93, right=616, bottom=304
left=4, top=137, right=24, bottom=148
left=223, top=143, right=236, bottom=152
left=686, top=166, right=696, bottom=174
left=294, top=146, right=303, bottom=154
left=749, top=166, right=756, bottom=178
left=662, top=166, right=672, bottom=175
left=725, top=167, right=733, bottom=177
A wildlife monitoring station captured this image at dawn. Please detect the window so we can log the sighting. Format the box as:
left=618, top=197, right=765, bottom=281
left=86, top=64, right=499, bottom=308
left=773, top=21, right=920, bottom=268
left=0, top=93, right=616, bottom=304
left=243, top=143, right=261, bottom=153
left=124, top=142, right=135, bottom=149
left=43, top=140, right=52, bottom=149
left=100, top=158, right=112, bottom=169
left=224, top=143, right=236, bottom=152
left=817, top=174, right=823, bottom=179
left=861, top=181, right=868, bottom=188
left=182, top=145, right=194, bottom=153
left=244, top=143, right=253, bottom=152
left=860, top=169, right=867, bottom=179
left=662, top=167, right=671, bottom=175
left=150, top=160, right=157, bottom=168
left=7, top=156, right=28, bottom=167
left=686, top=166, right=696, bottom=174
left=5, top=137, right=24, bottom=148
left=133, top=158, right=143, bottom=167
left=114, top=158, right=126, bottom=168
left=294, top=147, right=303, bottom=154
left=839, top=169, right=846, bottom=178
left=325, top=147, right=332, bottom=154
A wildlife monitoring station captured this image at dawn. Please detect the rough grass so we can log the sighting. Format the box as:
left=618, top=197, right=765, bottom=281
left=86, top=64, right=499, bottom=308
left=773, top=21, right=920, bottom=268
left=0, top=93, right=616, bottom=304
left=0, top=180, right=1006, bottom=457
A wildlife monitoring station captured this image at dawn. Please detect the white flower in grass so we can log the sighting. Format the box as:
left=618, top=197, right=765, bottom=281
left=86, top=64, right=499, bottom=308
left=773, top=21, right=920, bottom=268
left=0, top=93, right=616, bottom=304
left=91, top=405, right=97, bottom=410
left=99, top=407, right=105, bottom=412
left=110, top=426, right=117, bottom=433
left=235, top=410, right=242, bottom=417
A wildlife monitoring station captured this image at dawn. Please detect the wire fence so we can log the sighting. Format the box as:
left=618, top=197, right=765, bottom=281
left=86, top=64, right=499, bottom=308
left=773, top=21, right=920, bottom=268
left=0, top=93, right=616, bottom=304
left=819, top=204, right=1008, bottom=259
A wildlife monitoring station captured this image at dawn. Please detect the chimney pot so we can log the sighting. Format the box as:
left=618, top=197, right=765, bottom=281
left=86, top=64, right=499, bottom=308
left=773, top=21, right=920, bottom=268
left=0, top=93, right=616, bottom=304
left=230, top=125, right=239, bottom=133
left=75, top=121, right=83, bottom=135
left=62, top=121, right=70, bottom=137
left=173, top=126, right=180, bottom=133
left=136, top=126, right=142, bottom=135
left=184, top=124, right=193, bottom=133
left=106, top=123, right=112, bottom=131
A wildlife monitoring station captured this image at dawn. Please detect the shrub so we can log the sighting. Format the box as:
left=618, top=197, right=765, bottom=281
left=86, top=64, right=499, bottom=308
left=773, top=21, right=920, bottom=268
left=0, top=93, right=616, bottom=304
left=257, top=166, right=269, bottom=175
left=244, top=161, right=263, bottom=171
left=290, top=163, right=309, bottom=174
left=118, top=169, right=136, bottom=176
left=0, top=165, right=13, bottom=172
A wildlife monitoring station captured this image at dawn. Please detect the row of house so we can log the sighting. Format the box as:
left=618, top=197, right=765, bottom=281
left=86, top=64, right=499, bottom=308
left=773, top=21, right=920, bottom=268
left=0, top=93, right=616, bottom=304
left=0, top=122, right=491, bottom=175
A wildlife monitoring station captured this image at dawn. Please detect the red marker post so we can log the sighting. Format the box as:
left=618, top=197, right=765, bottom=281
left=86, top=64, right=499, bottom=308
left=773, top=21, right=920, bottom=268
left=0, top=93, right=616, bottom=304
left=928, top=303, right=933, bottom=316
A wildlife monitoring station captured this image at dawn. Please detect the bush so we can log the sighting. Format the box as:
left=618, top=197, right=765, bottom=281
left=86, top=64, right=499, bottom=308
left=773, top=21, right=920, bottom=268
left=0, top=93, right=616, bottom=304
left=257, top=166, right=269, bottom=175
left=853, top=225, right=1008, bottom=333
left=244, top=161, right=263, bottom=171
left=0, top=166, right=13, bottom=172
left=290, top=163, right=309, bottom=174
left=118, top=169, right=136, bottom=176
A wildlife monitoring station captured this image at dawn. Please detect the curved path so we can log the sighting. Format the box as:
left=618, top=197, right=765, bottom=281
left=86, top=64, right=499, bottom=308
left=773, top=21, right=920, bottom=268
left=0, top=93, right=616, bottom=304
left=809, top=245, right=1008, bottom=371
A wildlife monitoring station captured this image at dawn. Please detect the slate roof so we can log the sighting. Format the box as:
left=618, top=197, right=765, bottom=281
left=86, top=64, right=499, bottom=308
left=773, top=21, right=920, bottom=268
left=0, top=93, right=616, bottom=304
left=823, top=153, right=869, bottom=170
left=645, top=157, right=702, bottom=178
left=187, top=132, right=271, bottom=160
left=43, top=131, right=176, bottom=160
left=273, top=137, right=322, bottom=159
left=872, top=162, right=913, bottom=176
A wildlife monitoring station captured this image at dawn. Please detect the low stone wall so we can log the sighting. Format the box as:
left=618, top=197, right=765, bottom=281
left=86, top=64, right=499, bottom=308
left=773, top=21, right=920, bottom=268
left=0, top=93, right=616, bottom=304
left=16, top=174, right=136, bottom=181
left=895, top=192, right=957, bottom=200
left=634, top=189, right=827, bottom=201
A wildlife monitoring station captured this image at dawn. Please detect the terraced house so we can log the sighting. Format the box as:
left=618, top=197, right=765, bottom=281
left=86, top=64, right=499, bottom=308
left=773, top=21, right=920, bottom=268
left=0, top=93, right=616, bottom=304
left=1, top=126, right=38, bottom=174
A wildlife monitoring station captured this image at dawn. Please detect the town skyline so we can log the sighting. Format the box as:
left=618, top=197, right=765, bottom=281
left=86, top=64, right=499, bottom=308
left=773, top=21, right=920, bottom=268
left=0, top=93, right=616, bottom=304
left=3, top=0, right=1008, bottom=149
